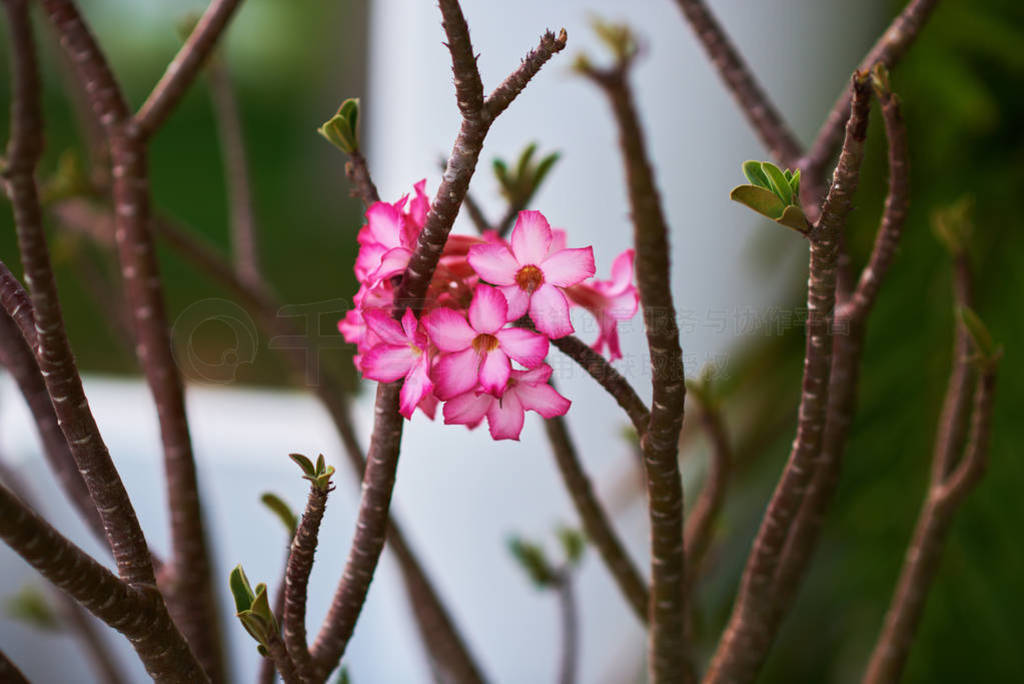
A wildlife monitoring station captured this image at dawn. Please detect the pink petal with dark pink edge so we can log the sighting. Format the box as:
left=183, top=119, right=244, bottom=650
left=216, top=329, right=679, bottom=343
left=467, top=243, right=519, bottom=286
left=443, top=391, right=493, bottom=428
left=486, top=391, right=525, bottom=440
left=530, top=283, right=574, bottom=339
left=608, top=249, right=635, bottom=292
left=515, top=381, right=571, bottom=419
left=500, top=285, right=531, bottom=320
left=423, top=307, right=476, bottom=352
left=399, top=354, right=433, bottom=419
left=361, top=345, right=418, bottom=383
left=468, top=285, right=509, bottom=334
left=542, top=246, right=595, bottom=287
left=496, top=328, right=548, bottom=368
left=515, top=364, right=553, bottom=385
left=417, top=392, right=439, bottom=420
left=361, top=202, right=404, bottom=248
left=478, top=349, right=511, bottom=396
left=355, top=243, right=387, bottom=282
left=370, top=246, right=412, bottom=283
left=433, top=347, right=481, bottom=399
left=408, top=179, right=430, bottom=232
left=338, top=308, right=365, bottom=345
left=400, top=308, right=419, bottom=340
left=548, top=228, right=568, bottom=255
left=363, top=309, right=409, bottom=346
left=608, top=289, right=639, bottom=320
left=510, top=210, right=552, bottom=265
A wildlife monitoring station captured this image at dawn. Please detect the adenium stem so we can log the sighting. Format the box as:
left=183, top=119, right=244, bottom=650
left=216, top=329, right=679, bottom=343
left=283, top=482, right=331, bottom=681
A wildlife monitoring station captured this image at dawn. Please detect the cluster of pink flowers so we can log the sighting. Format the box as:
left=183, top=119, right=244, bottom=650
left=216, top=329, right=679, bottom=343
left=339, top=181, right=639, bottom=440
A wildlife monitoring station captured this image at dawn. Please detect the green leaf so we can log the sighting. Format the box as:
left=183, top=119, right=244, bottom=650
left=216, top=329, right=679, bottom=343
left=257, top=644, right=268, bottom=658
left=532, top=152, right=561, bottom=194
left=742, top=160, right=771, bottom=189
left=760, top=161, right=793, bottom=205
left=317, top=98, right=361, bottom=154
left=229, top=565, right=255, bottom=613
left=250, top=583, right=276, bottom=629
left=788, top=168, right=801, bottom=197
left=556, top=527, right=585, bottom=566
left=260, top=493, right=298, bottom=537
left=289, top=453, right=315, bottom=477
left=315, top=453, right=325, bottom=474
left=508, top=537, right=555, bottom=587
left=931, top=196, right=974, bottom=254
left=337, top=667, right=352, bottom=684
left=776, top=205, right=810, bottom=233
left=730, top=185, right=786, bottom=220
left=516, top=143, right=538, bottom=186
left=5, top=586, right=61, bottom=631
left=493, top=159, right=512, bottom=195
left=957, top=306, right=997, bottom=361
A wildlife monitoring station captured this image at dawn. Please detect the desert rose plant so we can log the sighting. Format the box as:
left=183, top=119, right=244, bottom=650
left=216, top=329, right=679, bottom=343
left=0, top=0, right=1004, bottom=683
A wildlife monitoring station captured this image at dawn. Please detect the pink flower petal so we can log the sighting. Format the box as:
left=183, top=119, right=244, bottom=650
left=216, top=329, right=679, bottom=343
left=496, top=328, right=548, bottom=368
left=515, top=364, right=553, bottom=385
left=369, top=246, right=412, bottom=283
left=433, top=347, right=481, bottom=399
left=400, top=308, right=419, bottom=340
left=514, top=381, right=571, bottom=418
left=361, top=344, right=418, bottom=382
left=417, top=392, right=439, bottom=420
left=361, top=202, right=404, bottom=248
left=409, top=179, right=430, bottom=232
left=362, top=309, right=408, bottom=346
left=510, top=210, right=552, bottom=265
left=529, top=283, right=574, bottom=338
left=608, top=249, right=635, bottom=292
left=354, top=243, right=387, bottom=282
left=399, top=353, right=433, bottom=418
left=478, top=349, right=511, bottom=396
left=423, top=308, right=476, bottom=352
left=468, top=285, right=509, bottom=334
left=607, top=289, right=640, bottom=320
left=486, top=391, right=525, bottom=440
left=443, top=391, right=493, bottom=428
left=542, top=246, right=595, bottom=287
left=467, top=243, right=519, bottom=286
left=500, top=284, right=531, bottom=320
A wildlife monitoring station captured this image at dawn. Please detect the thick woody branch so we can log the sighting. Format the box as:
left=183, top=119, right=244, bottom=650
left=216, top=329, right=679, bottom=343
left=0, top=649, right=28, bottom=684
left=41, top=1, right=223, bottom=676
left=207, top=53, right=261, bottom=287
left=134, top=0, right=245, bottom=139
left=544, top=411, right=649, bottom=623
left=263, top=628, right=302, bottom=684
left=0, top=482, right=207, bottom=682
left=803, top=0, right=939, bottom=176
left=864, top=363, right=997, bottom=684
left=6, top=0, right=156, bottom=589
left=671, top=0, right=801, bottom=167
left=283, top=482, right=331, bottom=680
left=438, top=0, right=485, bottom=119
left=770, top=81, right=911, bottom=618
left=580, top=60, right=690, bottom=683
left=706, top=76, right=872, bottom=684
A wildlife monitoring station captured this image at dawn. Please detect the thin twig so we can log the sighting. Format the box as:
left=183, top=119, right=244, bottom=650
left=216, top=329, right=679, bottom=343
left=283, top=481, right=332, bottom=681
left=802, top=0, right=939, bottom=178
left=207, top=52, right=262, bottom=287
left=671, top=0, right=801, bottom=167
left=863, top=362, right=997, bottom=684
left=0, top=480, right=207, bottom=682
left=544, top=411, right=649, bottom=623
left=556, top=569, right=579, bottom=684
left=134, top=0, right=245, bottom=140
left=485, top=28, right=568, bottom=120
left=345, top=152, right=381, bottom=206
left=579, top=58, right=690, bottom=683
left=706, top=75, right=872, bottom=684
left=262, top=627, right=302, bottom=684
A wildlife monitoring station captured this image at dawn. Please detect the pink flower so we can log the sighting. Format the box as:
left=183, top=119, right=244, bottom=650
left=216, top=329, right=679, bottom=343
left=354, top=180, right=429, bottom=286
left=467, top=211, right=595, bottom=339
left=566, top=249, right=639, bottom=361
left=442, top=364, right=571, bottom=440
left=423, top=285, right=549, bottom=399
left=360, top=308, right=433, bottom=419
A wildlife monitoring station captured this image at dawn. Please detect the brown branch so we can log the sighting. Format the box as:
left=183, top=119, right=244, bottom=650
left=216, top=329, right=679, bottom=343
left=551, top=334, right=650, bottom=436
left=283, top=480, right=331, bottom=680
left=485, top=28, right=568, bottom=120
left=345, top=152, right=381, bottom=206
left=7, top=0, right=159, bottom=591
left=864, top=362, right=997, bottom=684
left=706, top=75, right=872, bottom=684
left=134, top=0, right=245, bottom=140
left=207, top=52, right=261, bottom=287
left=261, top=626, right=302, bottom=684
left=771, top=78, right=912, bottom=619
left=556, top=569, right=579, bottom=684
left=803, top=0, right=939, bottom=177
left=671, top=0, right=801, bottom=167
left=311, top=7, right=565, bottom=676
left=40, top=1, right=223, bottom=676
left=0, top=648, right=29, bottom=684
left=0, top=266, right=106, bottom=547
left=544, top=411, right=649, bottom=623
left=579, top=59, right=690, bottom=683
left=683, top=396, right=731, bottom=586
left=0, top=481, right=207, bottom=682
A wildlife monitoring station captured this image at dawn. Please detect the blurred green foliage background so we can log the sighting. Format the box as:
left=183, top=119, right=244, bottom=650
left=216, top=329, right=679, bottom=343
left=1, top=0, right=1021, bottom=682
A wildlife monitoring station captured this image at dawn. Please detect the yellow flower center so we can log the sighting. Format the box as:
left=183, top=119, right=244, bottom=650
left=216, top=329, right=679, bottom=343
left=515, top=264, right=545, bottom=293
left=472, top=333, right=500, bottom=353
